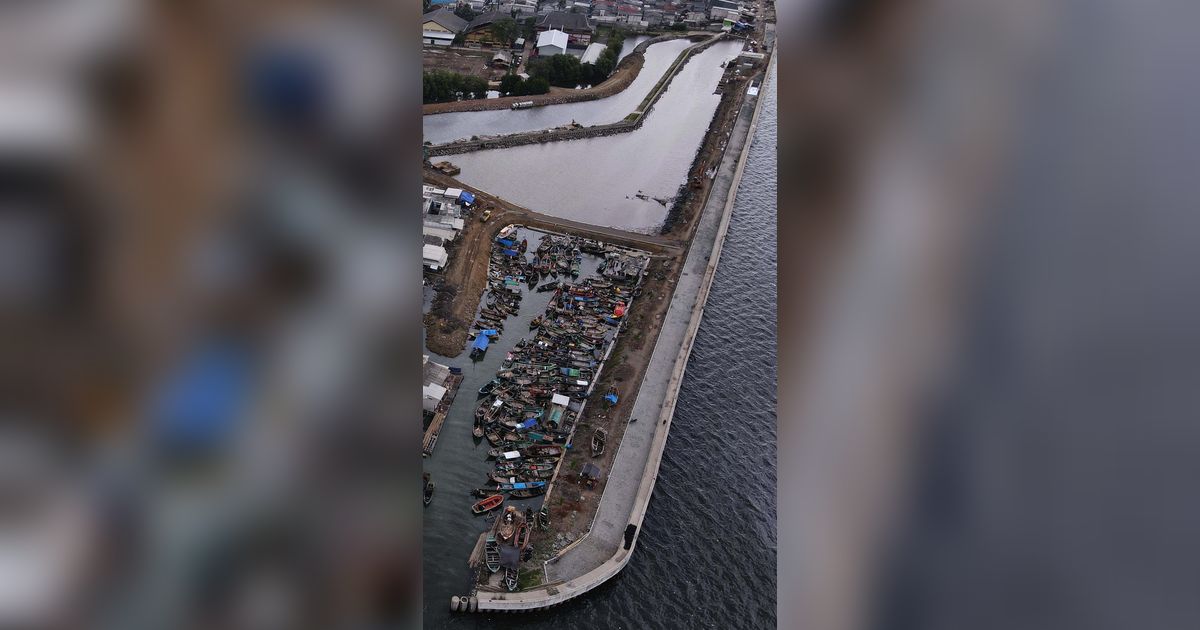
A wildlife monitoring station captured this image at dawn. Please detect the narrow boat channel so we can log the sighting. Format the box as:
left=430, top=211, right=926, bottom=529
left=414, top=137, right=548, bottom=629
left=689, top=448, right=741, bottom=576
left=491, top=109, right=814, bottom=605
left=422, top=37, right=691, bottom=145
left=442, top=40, right=745, bottom=233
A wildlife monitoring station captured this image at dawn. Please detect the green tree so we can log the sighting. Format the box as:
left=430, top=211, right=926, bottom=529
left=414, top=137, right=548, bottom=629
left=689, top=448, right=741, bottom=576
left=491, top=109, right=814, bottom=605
left=454, top=4, right=477, bottom=21
left=460, top=75, right=490, bottom=100
left=492, top=18, right=518, bottom=45
left=527, top=54, right=582, bottom=88
left=524, top=76, right=550, bottom=95
left=423, top=70, right=493, bottom=103
left=499, top=73, right=523, bottom=96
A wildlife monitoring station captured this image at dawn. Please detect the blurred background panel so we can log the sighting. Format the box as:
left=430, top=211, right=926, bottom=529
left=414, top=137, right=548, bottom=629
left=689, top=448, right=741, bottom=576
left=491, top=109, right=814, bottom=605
left=0, top=1, right=422, bottom=628
left=780, top=0, right=1200, bottom=629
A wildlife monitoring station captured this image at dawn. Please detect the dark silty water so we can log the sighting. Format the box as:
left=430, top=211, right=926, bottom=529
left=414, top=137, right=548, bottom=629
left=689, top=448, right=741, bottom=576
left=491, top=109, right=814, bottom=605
left=422, top=38, right=692, bottom=145
left=445, top=40, right=745, bottom=233
left=423, top=63, right=777, bottom=628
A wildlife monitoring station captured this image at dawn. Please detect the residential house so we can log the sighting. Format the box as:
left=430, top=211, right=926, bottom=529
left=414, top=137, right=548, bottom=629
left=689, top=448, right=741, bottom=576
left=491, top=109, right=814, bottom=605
left=422, top=8, right=468, bottom=46
left=535, top=10, right=594, bottom=48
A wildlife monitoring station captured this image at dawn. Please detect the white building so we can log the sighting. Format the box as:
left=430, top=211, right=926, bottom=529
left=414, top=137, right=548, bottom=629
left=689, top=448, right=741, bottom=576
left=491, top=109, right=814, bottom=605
left=580, top=42, right=607, bottom=65
left=709, top=0, right=742, bottom=21
left=423, top=382, right=448, bottom=412
left=423, top=244, right=449, bottom=270
left=536, top=29, right=569, bottom=56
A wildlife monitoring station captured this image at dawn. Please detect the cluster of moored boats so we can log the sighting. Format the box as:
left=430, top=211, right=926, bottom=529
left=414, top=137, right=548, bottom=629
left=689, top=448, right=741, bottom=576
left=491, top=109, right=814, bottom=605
left=471, top=260, right=646, bottom=498
left=483, top=506, right=535, bottom=591
left=465, top=228, right=650, bottom=590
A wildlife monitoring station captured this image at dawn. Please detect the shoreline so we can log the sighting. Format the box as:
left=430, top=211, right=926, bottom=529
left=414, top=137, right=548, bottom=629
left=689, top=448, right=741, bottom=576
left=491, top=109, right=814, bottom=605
left=460, top=33, right=775, bottom=613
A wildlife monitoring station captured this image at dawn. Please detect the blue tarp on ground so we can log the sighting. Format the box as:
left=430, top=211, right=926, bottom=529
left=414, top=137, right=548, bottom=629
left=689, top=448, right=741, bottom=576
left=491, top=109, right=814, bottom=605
left=459, top=191, right=475, bottom=205
left=151, top=339, right=252, bottom=449
left=472, top=335, right=490, bottom=352
left=604, top=393, right=619, bottom=404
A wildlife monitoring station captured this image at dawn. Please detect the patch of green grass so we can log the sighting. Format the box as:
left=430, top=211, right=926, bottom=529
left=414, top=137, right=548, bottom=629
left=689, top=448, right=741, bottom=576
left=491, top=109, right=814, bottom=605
left=518, top=568, right=543, bottom=590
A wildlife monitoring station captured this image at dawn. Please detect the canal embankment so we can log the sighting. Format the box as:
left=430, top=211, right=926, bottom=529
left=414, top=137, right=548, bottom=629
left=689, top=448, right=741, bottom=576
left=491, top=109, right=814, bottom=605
left=422, top=32, right=702, bottom=116
left=425, top=33, right=730, bottom=157
left=462, top=38, right=774, bottom=613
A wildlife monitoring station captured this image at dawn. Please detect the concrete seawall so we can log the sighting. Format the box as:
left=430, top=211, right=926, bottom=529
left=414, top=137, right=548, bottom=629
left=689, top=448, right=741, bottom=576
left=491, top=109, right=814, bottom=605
left=467, top=43, right=774, bottom=613
left=425, top=34, right=729, bottom=158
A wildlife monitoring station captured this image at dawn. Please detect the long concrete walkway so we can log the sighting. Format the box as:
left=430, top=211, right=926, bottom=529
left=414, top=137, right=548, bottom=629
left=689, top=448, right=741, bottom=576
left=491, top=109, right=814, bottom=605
left=469, top=39, right=772, bottom=610
left=546, top=54, right=765, bottom=583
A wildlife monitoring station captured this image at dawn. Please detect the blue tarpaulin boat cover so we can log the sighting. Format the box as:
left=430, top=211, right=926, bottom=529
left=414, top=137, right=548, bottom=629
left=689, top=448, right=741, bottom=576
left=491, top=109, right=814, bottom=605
left=496, top=238, right=515, bottom=247
left=502, top=249, right=519, bottom=257
left=472, top=335, right=490, bottom=351
left=516, top=418, right=538, bottom=430
left=481, top=329, right=498, bottom=336
left=604, top=393, right=619, bottom=404
left=459, top=191, right=475, bottom=205
left=152, top=340, right=251, bottom=449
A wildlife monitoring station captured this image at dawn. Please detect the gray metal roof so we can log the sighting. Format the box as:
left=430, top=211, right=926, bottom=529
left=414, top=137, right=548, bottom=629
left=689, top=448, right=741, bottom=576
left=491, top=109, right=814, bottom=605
left=423, top=8, right=468, bottom=33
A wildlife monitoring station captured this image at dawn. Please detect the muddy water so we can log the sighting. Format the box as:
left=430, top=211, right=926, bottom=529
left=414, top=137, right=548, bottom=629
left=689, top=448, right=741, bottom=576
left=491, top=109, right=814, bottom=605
left=443, top=40, right=745, bottom=233
left=422, top=38, right=693, bottom=145
left=618, top=35, right=653, bottom=61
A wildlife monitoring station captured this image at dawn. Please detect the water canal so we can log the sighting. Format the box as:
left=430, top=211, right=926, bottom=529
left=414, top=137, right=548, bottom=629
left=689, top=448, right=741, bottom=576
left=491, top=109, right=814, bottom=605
left=442, top=40, right=745, bottom=233
left=422, top=38, right=692, bottom=145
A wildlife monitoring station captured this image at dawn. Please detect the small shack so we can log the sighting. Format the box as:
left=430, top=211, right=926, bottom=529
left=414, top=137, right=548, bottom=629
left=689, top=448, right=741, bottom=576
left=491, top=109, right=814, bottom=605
left=580, top=462, right=602, bottom=489
left=423, top=244, right=448, bottom=270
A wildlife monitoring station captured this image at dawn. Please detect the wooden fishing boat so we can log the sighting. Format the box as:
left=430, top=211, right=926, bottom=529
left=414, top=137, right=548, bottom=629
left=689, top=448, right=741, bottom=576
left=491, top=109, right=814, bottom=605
left=486, top=431, right=503, bottom=446
left=517, top=522, right=531, bottom=549
left=591, top=428, right=607, bottom=457
left=497, top=480, right=546, bottom=491
left=505, top=566, right=519, bottom=591
left=491, top=471, right=519, bottom=485
left=521, top=445, right=564, bottom=458
left=485, top=534, right=501, bottom=573
left=472, top=425, right=484, bottom=439
left=497, top=506, right=519, bottom=541
left=509, top=486, right=546, bottom=499
left=471, top=494, right=504, bottom=514
left=423, top=476, right=435, bottom=506
left=523, top=462, right=555, bottom=472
